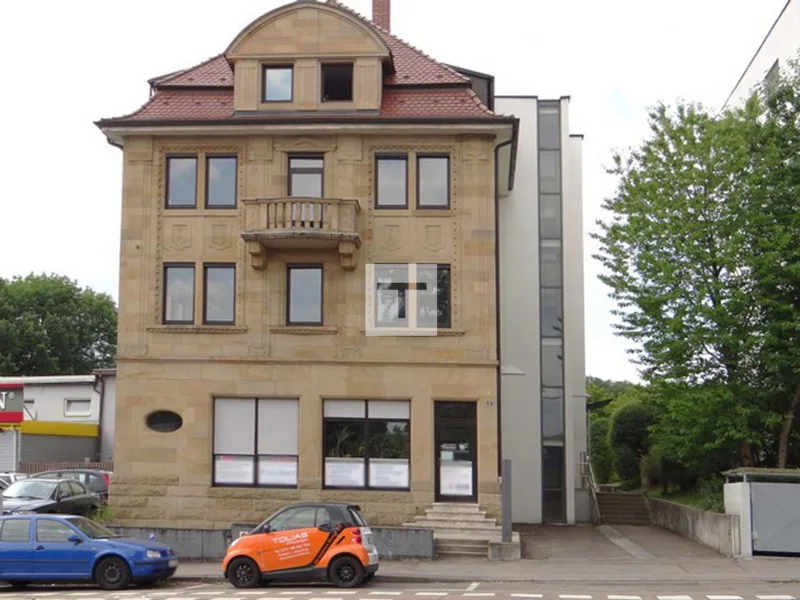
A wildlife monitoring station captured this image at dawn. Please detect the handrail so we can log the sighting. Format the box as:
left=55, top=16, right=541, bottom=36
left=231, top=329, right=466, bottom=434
left=581, top=456, right=602, bottom=524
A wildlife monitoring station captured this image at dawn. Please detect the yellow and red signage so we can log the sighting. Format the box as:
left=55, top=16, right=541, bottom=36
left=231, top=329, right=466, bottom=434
left=0, top=384, right=24, bottom=423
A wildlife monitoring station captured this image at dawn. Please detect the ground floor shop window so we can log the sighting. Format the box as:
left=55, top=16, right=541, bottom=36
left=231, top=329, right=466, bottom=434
left=212, top=397, right=299, bottom=487
left=323, top=399, right=410, bottom=490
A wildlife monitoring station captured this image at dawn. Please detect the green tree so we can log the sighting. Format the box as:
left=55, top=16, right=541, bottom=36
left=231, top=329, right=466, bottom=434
left=0, top=274, right=117, bottom=376
left=593, top=99, right=768, bottom=467
left=609, top=402, right=655, bottom=486
left=589, top=416, right=614, bottom=483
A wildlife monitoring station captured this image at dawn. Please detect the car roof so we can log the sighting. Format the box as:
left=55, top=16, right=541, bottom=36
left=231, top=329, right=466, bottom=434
left=14, top=477, right=70, bottom=483
left=282, top=502, right=361, bottom=511
left=0, top=513, right=83, bottom=520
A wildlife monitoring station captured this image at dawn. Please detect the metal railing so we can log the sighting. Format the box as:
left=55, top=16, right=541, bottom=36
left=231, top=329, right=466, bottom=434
left=580, top=455, right=602, bottom=523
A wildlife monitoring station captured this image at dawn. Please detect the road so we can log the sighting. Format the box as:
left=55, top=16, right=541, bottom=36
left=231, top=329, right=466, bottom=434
left=2, top=581, right=800, bottom=600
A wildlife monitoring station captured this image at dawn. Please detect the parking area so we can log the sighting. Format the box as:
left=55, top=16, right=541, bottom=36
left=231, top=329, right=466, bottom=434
left=515, top=523, right=722, bottom=560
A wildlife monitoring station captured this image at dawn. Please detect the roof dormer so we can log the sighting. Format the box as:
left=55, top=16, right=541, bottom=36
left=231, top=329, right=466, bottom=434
left=225, top=0, right=391, bottom=113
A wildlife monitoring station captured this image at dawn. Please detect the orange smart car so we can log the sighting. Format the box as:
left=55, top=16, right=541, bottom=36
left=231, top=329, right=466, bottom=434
left=223, top=502, right=379, bottom=588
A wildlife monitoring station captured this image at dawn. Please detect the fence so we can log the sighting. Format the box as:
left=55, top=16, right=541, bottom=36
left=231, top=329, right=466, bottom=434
left=17, top=461, right=114, bottom=473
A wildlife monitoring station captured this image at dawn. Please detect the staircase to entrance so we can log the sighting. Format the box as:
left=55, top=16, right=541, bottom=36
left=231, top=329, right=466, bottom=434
left=404, top=502, right=519, bottom=557
left=596, top=491, right=652, bottom=525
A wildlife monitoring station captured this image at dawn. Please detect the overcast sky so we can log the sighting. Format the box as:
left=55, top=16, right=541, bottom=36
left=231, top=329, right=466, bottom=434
left=0, top=0, right=784, bottom=383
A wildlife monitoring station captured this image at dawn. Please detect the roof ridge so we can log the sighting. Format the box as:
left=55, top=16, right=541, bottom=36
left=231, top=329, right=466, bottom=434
left=325, top=0, right=470, bottom=85
left=153, top=53, right=227, bottom=88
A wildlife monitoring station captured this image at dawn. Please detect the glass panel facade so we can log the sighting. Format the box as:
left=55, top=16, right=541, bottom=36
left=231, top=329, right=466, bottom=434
left=538, top=100, right=566, bottom=523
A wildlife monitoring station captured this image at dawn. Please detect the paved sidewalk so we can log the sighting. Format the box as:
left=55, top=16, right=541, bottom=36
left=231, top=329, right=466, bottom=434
left=175, top=555, right=800, bottom=585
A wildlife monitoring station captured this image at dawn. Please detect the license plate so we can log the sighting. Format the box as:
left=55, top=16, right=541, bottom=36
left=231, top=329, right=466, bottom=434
left=168, top=558, right=178, bottom=567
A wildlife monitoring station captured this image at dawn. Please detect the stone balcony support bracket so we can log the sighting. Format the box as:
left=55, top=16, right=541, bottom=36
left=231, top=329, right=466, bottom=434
left=241, top=197, right=362, bottom=270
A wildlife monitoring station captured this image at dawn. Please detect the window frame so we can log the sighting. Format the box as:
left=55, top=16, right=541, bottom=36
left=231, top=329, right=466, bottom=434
left=0, top=518, right=31, bottom=543
left=202, top=263, right=236, bottom=326
left=322, top=400, right=411, bottom=492
left=417, top=263, right=451, bottom=330
left=64, top=398, right=91, bottom=418
left=165, top=154, right=198, bottom=209
left=375, top=154, right=409, bottom=209
left=36, top=518, right=78, bottom=543
left=162, top=262, right=196, bottom=325
left=211, top=398, right=299, bottom=489
left=262, top=65, right=294, bottom=103
left=204, top=155, right=238, bottom=209
left=416, top=154, right=451, bottom=209
left=286, top=264, right=324, bottom=327
left=288, top=154, right=325, bottom=197
left=320, top=63, right=355, bottom=103
left=372, top=263, right=452, bottom=331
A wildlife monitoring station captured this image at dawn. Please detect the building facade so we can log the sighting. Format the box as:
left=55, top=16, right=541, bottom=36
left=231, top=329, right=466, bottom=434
left=724, top=0, right=800, bottom=108
left=0, top=372, right=117, bottom=471
left=96, top=0, right=585, bottom=530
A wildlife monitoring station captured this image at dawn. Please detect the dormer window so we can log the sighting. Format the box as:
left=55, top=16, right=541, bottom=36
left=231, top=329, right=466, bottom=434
left=321, top=64, right=353, bottom=102
left=263, top=65, right=293, bottom=102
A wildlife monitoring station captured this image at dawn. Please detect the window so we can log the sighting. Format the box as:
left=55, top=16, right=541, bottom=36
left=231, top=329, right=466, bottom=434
left=541, top=288, right=563, bottom=337
left=542, top=388, right=564, bottom=442
left=540, top=243, right=562, bottom=288
left=67, top=481, right=85, bottom=496
left=323, top=400, right=410, bottom=490
left=375, top=155, right=408, bottom=208
left=417, top=156, right=450, bottom=208
left=417, top=264, right=451, bottom=329
left=203, top=264, right=235, bottom=325
left=288, top=155, right=324, bottom=198
left=539, top=150, right=561, bottom=193
left=373, top=263, right=451, bottom=330
left=0, top=519, right=30, bottom=542
left=206, top=156, right=237, bottom=208
left=287, top=265, right=323, bottom=326
left=268, top=506, right=318, bottom=532
left=541, top=342, right=564, bottom=387
left=213, top=398, right=299, bottom=487
left=263, top=66, right=293, bottom=102
left=321, top=64, right=353, bottom=102
left=540, top=194, right=562, bottom=239
left=36, top=519, right=76, bottom=543
left=57, top=481, right=72, bottom=498
left=163, top=264, right=195, bottom=324
left=64, top=399, right=91, bottom=417
left=166, top=156, right=197, bottom=208
left=146, top=410, right=184, bottom=433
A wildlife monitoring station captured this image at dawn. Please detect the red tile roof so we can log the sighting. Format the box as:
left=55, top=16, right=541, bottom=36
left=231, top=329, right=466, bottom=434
left=100, top=1, right=508, bottom=125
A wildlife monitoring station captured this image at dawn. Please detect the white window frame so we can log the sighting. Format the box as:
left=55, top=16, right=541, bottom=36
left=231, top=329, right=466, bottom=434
left=64, top=398, right=91, bottom=418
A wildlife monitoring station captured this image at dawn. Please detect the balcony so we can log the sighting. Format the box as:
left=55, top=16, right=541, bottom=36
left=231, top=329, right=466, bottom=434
left=241, top=197, right=362, bottom=270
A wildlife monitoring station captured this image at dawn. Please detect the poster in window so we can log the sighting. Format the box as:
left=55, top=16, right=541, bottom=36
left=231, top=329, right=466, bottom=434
left=258, top=456, right=298, bottom=486
left=325, top=457, right=365, bottom=487
left=439, top=460, right=472, bottom=496
left=215, top=455, right=254, bottom=484
left=369, top=458, right=409, bottom=488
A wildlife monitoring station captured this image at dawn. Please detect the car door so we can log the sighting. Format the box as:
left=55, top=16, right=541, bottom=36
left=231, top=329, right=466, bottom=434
left=53, top=481, right=77, bottom=514
left=32, top=518, right=94, bottom=578
left=259, top=506, right=332, bottom=572
left=0, top=518, right=35, bottom=579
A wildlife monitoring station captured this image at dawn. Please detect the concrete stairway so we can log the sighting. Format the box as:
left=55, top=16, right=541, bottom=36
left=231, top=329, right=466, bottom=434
left=403, top=503, right=519, bottom=557
left=596, top=491, right=652, bottom=525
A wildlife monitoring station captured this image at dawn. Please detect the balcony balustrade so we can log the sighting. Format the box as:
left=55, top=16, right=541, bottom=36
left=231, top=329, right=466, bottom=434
left=241, top=197, right=361, bottom=270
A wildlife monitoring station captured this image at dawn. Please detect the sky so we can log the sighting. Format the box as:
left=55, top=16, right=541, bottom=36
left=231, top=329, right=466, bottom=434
left=0, top=0, right=785, bottom=383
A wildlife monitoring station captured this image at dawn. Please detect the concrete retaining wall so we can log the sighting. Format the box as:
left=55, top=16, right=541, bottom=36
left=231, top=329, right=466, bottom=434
left=648, top=497, right=741, bottom=557
left=112, top=525, right=434, bottom=561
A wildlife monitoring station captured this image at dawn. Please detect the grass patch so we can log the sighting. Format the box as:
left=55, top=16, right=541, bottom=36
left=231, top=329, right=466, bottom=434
left=647, top=476, right=725, bottom=513
left=90, top=504, right=114, bottom=523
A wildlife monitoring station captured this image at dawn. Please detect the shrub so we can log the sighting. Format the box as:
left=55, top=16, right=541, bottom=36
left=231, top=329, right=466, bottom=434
left=590, top=416, right=615, bottom=483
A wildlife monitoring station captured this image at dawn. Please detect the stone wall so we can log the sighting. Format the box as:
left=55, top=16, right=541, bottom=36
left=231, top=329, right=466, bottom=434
left=648, top=497, right=741, bottom=556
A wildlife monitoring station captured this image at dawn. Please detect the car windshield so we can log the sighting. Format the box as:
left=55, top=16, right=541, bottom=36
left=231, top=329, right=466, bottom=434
left=66, top=516, right=119, bottom=539
left=3, top=480, right=55, bottom=499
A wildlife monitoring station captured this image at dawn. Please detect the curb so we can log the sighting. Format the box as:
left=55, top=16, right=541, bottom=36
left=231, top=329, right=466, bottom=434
left=172, top=574, right=800, bottom=585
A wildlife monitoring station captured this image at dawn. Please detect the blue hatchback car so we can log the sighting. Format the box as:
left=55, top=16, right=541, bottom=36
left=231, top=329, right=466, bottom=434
left=0, top=514, right=178, bottom=589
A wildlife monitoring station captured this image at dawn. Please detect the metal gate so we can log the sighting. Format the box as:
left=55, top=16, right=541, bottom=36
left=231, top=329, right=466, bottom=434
left=751, top=482, right=800, bottom=553
left=0, top=428, right=18, bottom=472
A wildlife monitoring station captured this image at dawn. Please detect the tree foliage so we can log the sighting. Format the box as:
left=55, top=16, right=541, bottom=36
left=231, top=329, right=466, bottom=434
left=593, top=51, right=800, bottom=472
left=0, top=274, right=117, bottom=376
left=589, top=416, right=614, bottom=483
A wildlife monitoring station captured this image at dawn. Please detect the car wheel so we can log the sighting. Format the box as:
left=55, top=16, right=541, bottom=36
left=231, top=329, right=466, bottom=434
left=95, top=556, right=132, bottom=590
left=329, top=555, right=364, bottom=588
left=228, top=557, right=261, bottom=589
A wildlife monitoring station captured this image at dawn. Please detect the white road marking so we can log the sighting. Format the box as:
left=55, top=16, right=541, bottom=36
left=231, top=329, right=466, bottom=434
left=466, top=584, right=480, bottom=592
left=757, top=596, right=796, bottom=600
left=67, top=594, right=102, bottom=597
left=196, top=594, right=225, bottom=596
left=281, top=594, right=310, bottom=597
left=510, top=595, right=543, bottom=599
left=464, top=595, right=495, bottom=597
left=369, top=594, right=402, bottom=597
left=415, top=594, right=448, bottom=597
left=608, top=596, right=642, bottom=600
left=560, top=596, right=592, bottom=599
left=311, top=597, right=339, bottom=600
left=707, top=596, right=743, bottom=600
left=657, top=596, right=694, bottom=600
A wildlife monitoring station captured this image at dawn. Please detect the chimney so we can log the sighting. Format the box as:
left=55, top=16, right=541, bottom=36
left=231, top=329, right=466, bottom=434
left=372, top=0, right=390, bottom=31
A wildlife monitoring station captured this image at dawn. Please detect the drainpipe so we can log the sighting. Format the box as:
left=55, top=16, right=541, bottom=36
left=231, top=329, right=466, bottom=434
left=494, top=136, right=514, bottom=478
left=93, top=374, right=105, bottom=462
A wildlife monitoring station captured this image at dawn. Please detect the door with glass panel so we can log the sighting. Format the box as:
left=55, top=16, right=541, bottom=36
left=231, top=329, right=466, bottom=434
left=434, top=401, right=477, bottom=502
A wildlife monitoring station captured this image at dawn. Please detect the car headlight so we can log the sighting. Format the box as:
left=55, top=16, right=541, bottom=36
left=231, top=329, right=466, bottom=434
left=146, top=550, right=161, bottom=559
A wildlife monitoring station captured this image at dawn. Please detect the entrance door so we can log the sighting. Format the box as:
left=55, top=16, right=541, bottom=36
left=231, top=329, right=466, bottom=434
left=434, top=402, right=478, bottom=502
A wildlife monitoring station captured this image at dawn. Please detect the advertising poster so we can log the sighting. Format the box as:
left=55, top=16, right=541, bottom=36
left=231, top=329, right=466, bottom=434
left=325, top=457, right=365, bottom=487
left=369, top=458, right=409, bottom=488
left=214, top=455, right=254, bottom=484
left=439, top=460, right=473, bottom=496
left=259, top=456, right=298, bottom=486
